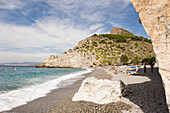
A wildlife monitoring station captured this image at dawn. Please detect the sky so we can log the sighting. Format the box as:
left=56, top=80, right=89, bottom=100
left=0, top=0, right=150, bottom=63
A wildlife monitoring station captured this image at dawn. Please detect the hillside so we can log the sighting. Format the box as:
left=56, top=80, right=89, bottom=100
left=36, top=28, right=154, bottom=68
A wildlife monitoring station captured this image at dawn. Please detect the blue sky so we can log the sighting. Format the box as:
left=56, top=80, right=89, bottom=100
left=0, top=0, right=150, bottom=63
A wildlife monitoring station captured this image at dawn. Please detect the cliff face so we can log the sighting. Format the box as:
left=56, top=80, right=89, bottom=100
left=130, top=0, right=170, bottom=109
left=37, top=28, right=154, bottom=68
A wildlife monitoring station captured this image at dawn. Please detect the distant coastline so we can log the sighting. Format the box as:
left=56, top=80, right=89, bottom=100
left=0, top=62, right=41, bottom=66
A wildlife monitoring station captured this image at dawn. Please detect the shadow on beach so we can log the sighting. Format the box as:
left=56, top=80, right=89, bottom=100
left=125, top=67, right=169, bottom=113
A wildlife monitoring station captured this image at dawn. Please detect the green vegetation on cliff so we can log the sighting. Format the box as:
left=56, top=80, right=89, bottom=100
left=74, top=33, right=154, bottom=66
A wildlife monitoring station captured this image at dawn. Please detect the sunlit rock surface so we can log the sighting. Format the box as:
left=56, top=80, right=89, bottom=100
left=130, top=0, right=170, bottom=110
left=72, top=77, right=130, bottom=104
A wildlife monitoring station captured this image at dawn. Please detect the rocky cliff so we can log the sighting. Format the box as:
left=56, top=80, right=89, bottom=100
left=36, top=28, right=154, bottom=68
left=110, top=27, right=133, bottom=36
left=130, top=0, right=170, bottom=110
left=36, top=51, right=92, bottom=68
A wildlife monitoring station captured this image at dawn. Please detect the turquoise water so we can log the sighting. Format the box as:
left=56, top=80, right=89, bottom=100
left=0, top=66, right=92, bottom=112
left=0, top=66, right=84, bottom=93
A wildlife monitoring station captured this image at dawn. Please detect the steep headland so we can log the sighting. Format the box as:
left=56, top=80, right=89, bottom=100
left=36, top=27, right=154, bottom=68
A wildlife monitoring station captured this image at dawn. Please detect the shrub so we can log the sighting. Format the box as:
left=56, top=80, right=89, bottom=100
left=117, top=52, right=121, bottom=55
left=85, top=46, right=89, bottom=49
left=99, top=40, right=106, bottom=44
left=116, top=37, right=126, bottom=42
left=98, top=47, right=104, bottom=50
left=141, top=58, right=149, bottom=63
left=148, top=56, right=156, bottom=64
left=68, top=49, right=72, bottom=52
left=97, top=34, right=151, bottom=43
left=74, top=46, right=79, bottom=50
left=96, top=55, right=100, bottom=60
left=92, top=42, right=98, bottom=47
left=108, top=41, right=112, bottom=44
left=82, top=44, right=86, bottom=48
left=131, top=57, right=140, bottom=64
left=135, top=42, right=138, bottom=46
left=92, top=34, right=98, bottom=36
left=108, top=60, right=112, bottom=65
left=144, top=38, right=152, bottom=43
left=116, top=45, right=121, bottom=48
left=120, top=55, right=128, bottom=63
left=90, top=46, right=94, bottom=50
left=93, top=62, right=96, bottom=65
left=104, top=49, right=107, bottom=52
left=123, top=62, right=129, bottom=65
left=112, top=52, right=115, bottom=56
left=141, top=56, right=155, bottom=64
left=120, top=46, right=125, bottom=50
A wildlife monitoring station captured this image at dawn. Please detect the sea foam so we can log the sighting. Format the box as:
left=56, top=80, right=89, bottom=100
left=0, top=68, right=93, bottom=112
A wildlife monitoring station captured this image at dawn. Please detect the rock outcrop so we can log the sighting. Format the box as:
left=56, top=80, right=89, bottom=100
left=110, top=27, right=133, bottom=36
left=130, top=0, right=170, bottom=110
left=72, top=77, right=131, bottom=104
left=36, top=51, right=93, bottom=68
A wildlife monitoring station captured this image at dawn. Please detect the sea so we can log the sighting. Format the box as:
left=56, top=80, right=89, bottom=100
left=0, top=65, right=92, bottom=112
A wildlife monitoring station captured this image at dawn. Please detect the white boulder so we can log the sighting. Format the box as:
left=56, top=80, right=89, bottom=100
left=72, top=77, right=127, bottom=104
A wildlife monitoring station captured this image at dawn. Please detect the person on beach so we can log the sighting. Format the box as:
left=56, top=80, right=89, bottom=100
left=124, top=69, right=132, bottom=75
left=144, top=63, right=146, bottom=73
left=114, top=69, right=118, bottom=74
left=150, top=63, right=154, bottom=73
left=135, top=65, right=138, bottom=74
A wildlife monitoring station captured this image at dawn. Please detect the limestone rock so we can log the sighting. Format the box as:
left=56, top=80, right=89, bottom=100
left=130, top=0, right=170, bottom=110
left=110, top=27, right=133, bottom=36
left=72, top=77, right=131, bottom=104
left=38, top=51, right=93, bottom=68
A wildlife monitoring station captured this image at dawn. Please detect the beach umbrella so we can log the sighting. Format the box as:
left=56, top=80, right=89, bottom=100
left=130, top=66, right=136, bottom=68
left=130, top=66, right=141, bottom=68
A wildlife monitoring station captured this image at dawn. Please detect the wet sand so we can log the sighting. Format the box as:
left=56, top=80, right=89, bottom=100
left=3, top=68, right=169, bottom=113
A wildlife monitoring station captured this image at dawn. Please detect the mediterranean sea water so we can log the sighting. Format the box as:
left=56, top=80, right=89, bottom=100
left=0, top=66, right=92, bottom=112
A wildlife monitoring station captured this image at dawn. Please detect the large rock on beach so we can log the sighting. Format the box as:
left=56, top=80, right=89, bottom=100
left=72, top=77, right=131, bottom=104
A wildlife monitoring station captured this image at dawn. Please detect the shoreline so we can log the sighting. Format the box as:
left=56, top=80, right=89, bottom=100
left=2, top=69, right=96, bottom=113
left=0, top=68, right=92, bottom=113
left=2, top=67, right=169, bottom=113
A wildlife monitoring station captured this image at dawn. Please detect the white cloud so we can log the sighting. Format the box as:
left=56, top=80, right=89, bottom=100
left=0, top=17, right=98, bottom=63
left=0, top=0, right=24, bottom=9
left=80, top=11, right=104, bottom=22
left=95, top=28, right=108, bottom=34
left=35, top=0, right=131, bottom=22
left=0, top=0, right=132, bottom=63
left=110, top=22, right=122, bottom=28
left=90, top=23, right=104, bottom=31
